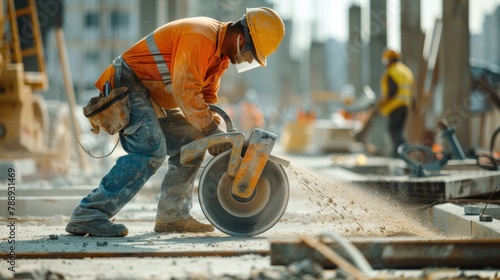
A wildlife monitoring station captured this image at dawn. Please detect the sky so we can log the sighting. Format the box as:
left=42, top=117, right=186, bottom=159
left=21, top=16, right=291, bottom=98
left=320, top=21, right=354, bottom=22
left=271, top=0, right=500, bottom=51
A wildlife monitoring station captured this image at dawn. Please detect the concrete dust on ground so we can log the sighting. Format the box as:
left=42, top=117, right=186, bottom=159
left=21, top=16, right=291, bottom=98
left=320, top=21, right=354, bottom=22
left=1, top=156, right=451, bottom=280
left=283, top=163, right=444, bottom=238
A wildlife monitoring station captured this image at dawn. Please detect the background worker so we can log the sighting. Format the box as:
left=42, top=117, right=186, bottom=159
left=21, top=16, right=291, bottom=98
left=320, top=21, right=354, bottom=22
left=377, top=48, right=414, bottom=158
left=66, top=7, right=285, bottom=237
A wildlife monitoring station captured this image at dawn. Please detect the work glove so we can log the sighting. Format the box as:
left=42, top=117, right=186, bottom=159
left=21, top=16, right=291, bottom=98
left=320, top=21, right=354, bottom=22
left=205, top=125, right=231, bottom=156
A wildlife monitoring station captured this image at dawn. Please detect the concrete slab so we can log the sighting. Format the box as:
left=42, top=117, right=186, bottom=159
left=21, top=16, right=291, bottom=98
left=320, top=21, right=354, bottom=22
left=442, top=159, right=484, bottom=171
left=2, top=147, right=500, bottom=279
left=0, top=187, right=92, bottom=197
left=473, top=219, right=500, bottom=239
left=290, top=153, right=500, bottom=204
left=433, top=203, right=473, bottom=236
left=0, top=185, right=96, bottom=218
left=351, top=170, right=500, bottom=204
left=0, top=159, right=37, bottom=182
left=0, top=186, right=157, bottom=218
left=432, top=203, right=500, bottom=238
left=462, top=204, right=500, bottom=219
left=310, top=120, right=364, bottom=153
left=0, top=196, right=82, bottom=217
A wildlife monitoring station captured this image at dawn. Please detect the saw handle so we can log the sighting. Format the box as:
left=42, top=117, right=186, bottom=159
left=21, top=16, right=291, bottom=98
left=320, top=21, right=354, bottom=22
left=208, top=104, right=291, bottom=168
left=209, top=104, right=236, bottom=132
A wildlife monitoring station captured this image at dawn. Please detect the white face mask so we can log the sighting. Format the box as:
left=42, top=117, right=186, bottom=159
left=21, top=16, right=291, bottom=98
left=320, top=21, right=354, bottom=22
left=235, top=35, right=261, bottom=73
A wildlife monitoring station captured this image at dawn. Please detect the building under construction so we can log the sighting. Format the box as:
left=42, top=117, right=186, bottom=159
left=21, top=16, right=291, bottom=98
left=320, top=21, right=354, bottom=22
left=1, top=0, right=500, bottom=279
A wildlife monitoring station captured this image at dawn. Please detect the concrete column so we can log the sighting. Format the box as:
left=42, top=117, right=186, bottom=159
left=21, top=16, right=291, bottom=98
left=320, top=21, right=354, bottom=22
left=368, top=0, right=389, bottom=155
left=348, top=5, right=363, bottom=96
left=157, top=0, right=167, bottom=25
left=440, top=0, right=471, bottom=148
left=139, top=0, right=157, bottom=37
left=369, top=0, right=387, bottom=94
left=400, top=0, right=423, bottom=76
left=400, top=0, right=424, bottom=142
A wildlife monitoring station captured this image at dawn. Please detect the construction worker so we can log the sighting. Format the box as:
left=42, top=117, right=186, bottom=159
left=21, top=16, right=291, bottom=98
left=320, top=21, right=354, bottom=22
left=377, top=48, right=414, bottom=158
left=66, top=7, right=285, bottom=237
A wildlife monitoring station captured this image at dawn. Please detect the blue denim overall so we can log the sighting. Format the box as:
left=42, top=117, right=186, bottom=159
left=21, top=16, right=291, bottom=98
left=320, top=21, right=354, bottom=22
left=69, top=59, right=204, bottom=224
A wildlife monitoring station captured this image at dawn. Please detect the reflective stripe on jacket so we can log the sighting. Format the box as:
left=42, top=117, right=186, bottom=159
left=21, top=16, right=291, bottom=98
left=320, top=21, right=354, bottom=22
left=379, top=61, right=414, bottom=116
left=95, top=17, right=230, bottom=131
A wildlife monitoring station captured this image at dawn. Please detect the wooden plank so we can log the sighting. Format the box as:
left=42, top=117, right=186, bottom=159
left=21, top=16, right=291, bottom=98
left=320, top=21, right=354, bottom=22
left=55, top=28, right=89, bottom=172
left=271, top=239, right=500, bottom=269
left=300, top=236, right=370, bottom=280
left=407, top=18, right=442, bottom=143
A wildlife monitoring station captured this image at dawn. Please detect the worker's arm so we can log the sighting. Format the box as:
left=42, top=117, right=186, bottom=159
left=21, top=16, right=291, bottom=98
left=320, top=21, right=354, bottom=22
left=170, top=35, right=229, bottom=157
left=171, top=34, right=216, bottom=132
left=377, top=75, right=398, bottom=109
left=387, top=75, right=399, bottom=99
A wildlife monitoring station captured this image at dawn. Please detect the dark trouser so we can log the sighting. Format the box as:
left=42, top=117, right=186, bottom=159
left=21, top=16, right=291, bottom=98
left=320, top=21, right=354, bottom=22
left=155, top=109, right=206, bottom=223
left=388, top=106, right=408, bottom=158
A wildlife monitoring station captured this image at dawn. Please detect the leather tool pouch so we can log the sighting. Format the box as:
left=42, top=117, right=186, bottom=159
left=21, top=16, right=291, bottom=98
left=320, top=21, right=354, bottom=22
left=83, top=87, right=130, bottom=135
left=83, top=56, right=131, bottom=135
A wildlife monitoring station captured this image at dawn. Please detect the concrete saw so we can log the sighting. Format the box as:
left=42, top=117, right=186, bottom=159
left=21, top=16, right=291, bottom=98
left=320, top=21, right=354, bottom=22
left=180, top=105, right=290, bottom=236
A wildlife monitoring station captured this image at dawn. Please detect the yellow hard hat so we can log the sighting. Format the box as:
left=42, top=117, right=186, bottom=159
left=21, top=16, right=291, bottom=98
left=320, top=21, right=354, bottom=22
left=381, top=48, right=401, bottom=61
left=242, top=7, right=285, bottom=67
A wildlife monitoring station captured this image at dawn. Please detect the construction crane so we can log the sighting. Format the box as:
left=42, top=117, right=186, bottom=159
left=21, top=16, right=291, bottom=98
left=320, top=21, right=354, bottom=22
left=0, top=0, right=72, bottom=179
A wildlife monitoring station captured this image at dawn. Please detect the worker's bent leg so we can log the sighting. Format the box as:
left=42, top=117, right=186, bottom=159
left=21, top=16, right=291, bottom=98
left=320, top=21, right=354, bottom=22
left=70, top=91, right=167, bottom=222
left=154, top=154, right=214, bottom=233
left=154, top=112, right=213, bottom=233
left=155, top=154, right=204, bottom=223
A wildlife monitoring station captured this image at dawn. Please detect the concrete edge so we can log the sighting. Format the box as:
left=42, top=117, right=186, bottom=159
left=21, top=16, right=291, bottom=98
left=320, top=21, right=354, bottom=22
left=432, top=203, right=500, bottom=238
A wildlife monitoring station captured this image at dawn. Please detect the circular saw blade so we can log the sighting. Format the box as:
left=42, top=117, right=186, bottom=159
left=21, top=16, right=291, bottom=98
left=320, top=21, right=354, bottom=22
left=198, top=151, right=289, bottom=236
left=216, top=172, right=271, bottom=218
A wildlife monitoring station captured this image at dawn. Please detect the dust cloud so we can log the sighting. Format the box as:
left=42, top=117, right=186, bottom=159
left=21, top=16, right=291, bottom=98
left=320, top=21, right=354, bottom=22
left=283, top=163, right=445, bottom=238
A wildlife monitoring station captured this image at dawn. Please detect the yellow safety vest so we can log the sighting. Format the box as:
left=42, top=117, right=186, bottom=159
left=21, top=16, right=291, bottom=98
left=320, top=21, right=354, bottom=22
left=379, top=61, right=414, bottom=116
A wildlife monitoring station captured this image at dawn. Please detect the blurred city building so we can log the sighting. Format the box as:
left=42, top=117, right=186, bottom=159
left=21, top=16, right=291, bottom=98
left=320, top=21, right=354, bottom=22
left=36, top=0, right=500, bottom=154
left=471, top=6, right=500, bottom=67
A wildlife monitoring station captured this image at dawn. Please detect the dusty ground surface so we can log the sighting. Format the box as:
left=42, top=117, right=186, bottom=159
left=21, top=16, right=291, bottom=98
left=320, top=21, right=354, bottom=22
left=1, top=150, right=495, bottom=279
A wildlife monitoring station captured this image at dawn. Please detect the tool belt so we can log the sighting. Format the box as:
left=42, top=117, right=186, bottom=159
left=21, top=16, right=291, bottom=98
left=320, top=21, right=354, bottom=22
left=82, top=56, right=131, bottom=135
left=83, top=86, right=130, bottom=135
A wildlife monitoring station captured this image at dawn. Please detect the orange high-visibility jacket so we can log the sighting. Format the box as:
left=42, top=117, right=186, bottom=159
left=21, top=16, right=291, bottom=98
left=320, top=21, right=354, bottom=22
left=95, top=17, right=231, bottom=131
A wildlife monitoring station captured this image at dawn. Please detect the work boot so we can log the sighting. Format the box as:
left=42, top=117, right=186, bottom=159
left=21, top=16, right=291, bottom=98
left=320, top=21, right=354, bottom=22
left=65, top=219, right=129, bottom=237
left=154, top=217, right=214, bottom=233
